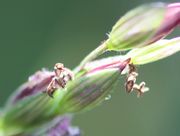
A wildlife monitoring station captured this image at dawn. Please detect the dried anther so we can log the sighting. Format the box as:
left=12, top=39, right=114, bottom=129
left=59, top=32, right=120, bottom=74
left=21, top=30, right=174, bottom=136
left=47, top=63, right=74, bottom=97
left=133, top=82, right=149, bottom=98
left=125, top=64, right=149, bottom=97
left=125, top=71, right=138, bottom=93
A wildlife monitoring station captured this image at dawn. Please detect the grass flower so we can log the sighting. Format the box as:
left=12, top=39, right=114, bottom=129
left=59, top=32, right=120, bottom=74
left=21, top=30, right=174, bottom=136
left=107, top=3, right=180, bottom=50
left=0, top=2, right=179, bottom=136
left=76, top=2, right=179, bottom=70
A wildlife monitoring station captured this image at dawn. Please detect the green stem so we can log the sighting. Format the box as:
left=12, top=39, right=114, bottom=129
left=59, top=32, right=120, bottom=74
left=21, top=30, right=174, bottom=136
left=0, top=117, right=4, bottom=136
left=74, top=40, right=109, bottom=74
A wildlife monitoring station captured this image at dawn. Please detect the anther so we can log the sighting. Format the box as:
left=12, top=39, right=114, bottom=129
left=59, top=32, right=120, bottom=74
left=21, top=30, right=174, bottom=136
left=46, top=63, right=74, bottom=97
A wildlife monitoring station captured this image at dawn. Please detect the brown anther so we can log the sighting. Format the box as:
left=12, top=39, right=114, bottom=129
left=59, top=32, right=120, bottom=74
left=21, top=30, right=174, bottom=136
left=124, top=63, right=149, bottom=97
left=54, top=63, right=64, bottom=70
left=47, top=63, right=74, bottom=97
left=47, top=79, right=57, bottom=98
left=125, top=63, right=138, bottom=93
left=54, top=63, right=64, bottom=77
left=133, top=82, right=149, bottom=97
left=125, top=80, right=134, bottom=93
left=128, top=64, right=136, bottom=73
left=125, top=72, right=137, bottom=93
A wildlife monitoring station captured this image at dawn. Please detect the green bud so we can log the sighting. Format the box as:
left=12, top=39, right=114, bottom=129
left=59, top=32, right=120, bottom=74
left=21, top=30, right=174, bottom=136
left=58, top=68, right=120, bottom=113
left=107, top=3, right=166, bottom=50
left=0, top=58, right=128, bottom=135
left=126, top=37, right=180, bottom=65
left=1, top=70, right=121, bottom=135
left=1, top=93, right=54, bottom=135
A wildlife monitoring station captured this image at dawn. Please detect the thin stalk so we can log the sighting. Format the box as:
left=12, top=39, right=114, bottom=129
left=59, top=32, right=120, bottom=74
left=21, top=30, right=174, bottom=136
left=74, top=40, right=109, bottom=73
left=0, top=118, right=4, bottom=136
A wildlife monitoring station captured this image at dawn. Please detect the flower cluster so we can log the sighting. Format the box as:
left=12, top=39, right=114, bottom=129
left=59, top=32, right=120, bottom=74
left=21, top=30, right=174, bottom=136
left=0, top=2, right=179, bottom=136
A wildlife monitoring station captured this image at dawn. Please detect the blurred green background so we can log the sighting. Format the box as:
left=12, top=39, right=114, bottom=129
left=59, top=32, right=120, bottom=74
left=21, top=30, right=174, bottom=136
left=0, top=0, right=179, bottom=136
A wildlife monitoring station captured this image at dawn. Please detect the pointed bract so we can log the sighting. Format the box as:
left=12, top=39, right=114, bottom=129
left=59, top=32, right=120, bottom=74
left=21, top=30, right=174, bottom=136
left=126, top=37, right=180, bottom=65
left=107, top=2, right=179, bottom=51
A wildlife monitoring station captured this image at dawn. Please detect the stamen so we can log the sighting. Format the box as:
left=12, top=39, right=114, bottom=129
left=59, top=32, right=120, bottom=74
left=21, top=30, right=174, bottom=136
left=125, top=64, right=149, bottom=97
left=46, top=63, right=74, bottom=97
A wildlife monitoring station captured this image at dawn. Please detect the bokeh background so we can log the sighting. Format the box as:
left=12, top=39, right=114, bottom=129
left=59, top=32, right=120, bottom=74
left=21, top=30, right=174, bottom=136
left=0, top=0, right=179, bottom=136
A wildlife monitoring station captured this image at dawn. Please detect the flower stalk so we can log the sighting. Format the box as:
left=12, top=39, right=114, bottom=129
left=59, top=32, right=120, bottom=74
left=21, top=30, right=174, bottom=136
left=74, top=40, right=108, bottom=73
